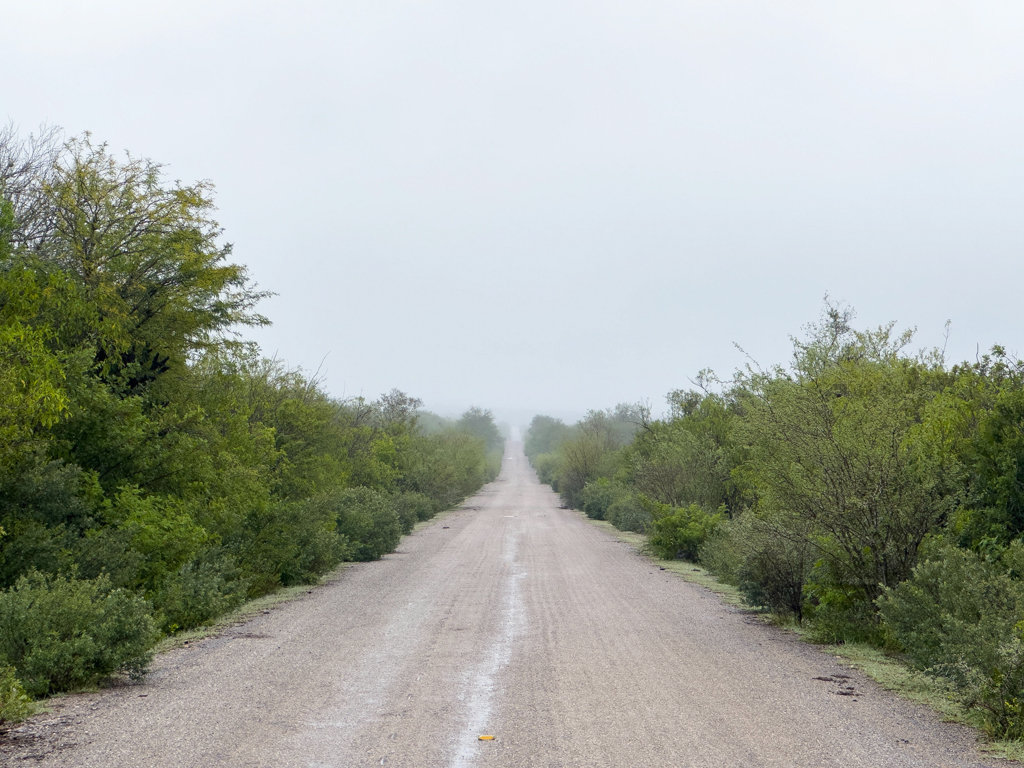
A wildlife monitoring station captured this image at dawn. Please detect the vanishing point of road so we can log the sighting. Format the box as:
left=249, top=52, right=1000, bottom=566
left=10, top=442, right=1004, bottom=767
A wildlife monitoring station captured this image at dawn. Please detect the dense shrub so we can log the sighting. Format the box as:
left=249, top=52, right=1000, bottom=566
left=878, top=545, right=1024, bottom=738
left=234, top=499, right=345, bottom=596
left=393, top=491, right=435, bottom=528
left=803, top=579, right=881, bottom=644
left=332, top=488, right=403, bottom=562
left=524, top=415, right=572, bottom=461
left=389, top=493, right=420, bottom=534
left=579, top=478, right=626, bottom=520
left=699, top=514, right=814, bottom=621
left=533, top=453, right=561, bottom=489
left=0, top=572, right=158, bottom=697
left=606, top=494, right=651, bottom=533
left=647, top=502, right=724, bottom=561
left=155, top=554, right=248, bottom=633
left=0, top=666, right=34, bottom=724
left=697, top=523, right=744, bottom=584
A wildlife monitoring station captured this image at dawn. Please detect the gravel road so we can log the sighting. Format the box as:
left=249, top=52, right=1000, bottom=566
left=3, top=442, right=1007, bottom=767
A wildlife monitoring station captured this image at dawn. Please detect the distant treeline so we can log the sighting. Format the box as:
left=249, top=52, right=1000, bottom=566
left=0, top=128, right=503, bottom=719
left=527, top=304, right=1024, bottom=740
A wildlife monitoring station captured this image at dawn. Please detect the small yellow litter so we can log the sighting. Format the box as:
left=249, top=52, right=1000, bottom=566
left=478, top=735, right=495, bottom=741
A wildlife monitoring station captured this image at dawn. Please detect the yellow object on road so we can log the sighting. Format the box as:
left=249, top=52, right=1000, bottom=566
left=478, top=735, right=495, bottom=741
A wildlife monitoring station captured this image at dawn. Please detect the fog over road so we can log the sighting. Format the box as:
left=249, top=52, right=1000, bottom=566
left=17, top=443, right=1004, bottom=767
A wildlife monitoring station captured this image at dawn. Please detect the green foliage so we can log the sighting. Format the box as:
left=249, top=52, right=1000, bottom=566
left=803, top=576, right=882, bottom=645
left=735, top=542, right=811, bottom=621
left=605, top=493, right=651, bottom=533
left=625, top=394, right=745, bottom=514
left=403, top=428, right=492, bottom=510
left=455, top=407, right=504, bottom=482
left=0, top=666, right=34, bottom=724
left=232, top=497, right=346, bottom=596
left=155, top=553, right=248, bottom=633
left=111, top=487, right=210, bottom=594
left=392, top=491, right=434, bottom=529
left=0, top=262, right=69, bottom=468
left=879, top=545, right=1024, bottom=738
left=738, top=307, right=949, bottom=608
left=958, top=378, right=1024, bottom=547
left=525, top=408, right=638, bottom=510
left=524, top=415, right=572, bottom=461
left=532, top=452, right=561, bottom=488
left=647, top=501, right=724, bottom=561
left=457, top=407, right=504, bottom=453
left=0, top=572, right=158, bottom=697
left=579, top=478, right=627, bottom=520
left=331, top=488, right=402, bottom=562
left=39, top=136, right=269, bottom=392
left=558, top=412, right=632, bottom=509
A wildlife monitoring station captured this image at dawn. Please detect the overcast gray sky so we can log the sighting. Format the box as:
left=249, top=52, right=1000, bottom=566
left=3, top=1, right=1023, bottom=423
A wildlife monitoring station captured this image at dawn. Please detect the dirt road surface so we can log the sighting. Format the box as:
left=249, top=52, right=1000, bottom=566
left=3, top=442, right=1005, bottom=767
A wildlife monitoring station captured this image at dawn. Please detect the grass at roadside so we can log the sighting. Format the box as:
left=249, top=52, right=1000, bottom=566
left=580, top=511, right=1024, bottom=762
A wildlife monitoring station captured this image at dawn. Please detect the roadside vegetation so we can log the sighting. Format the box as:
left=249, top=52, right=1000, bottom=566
left=526, top=302, right=1024, bottom=741
left=0, top=127, right=502, bottom=721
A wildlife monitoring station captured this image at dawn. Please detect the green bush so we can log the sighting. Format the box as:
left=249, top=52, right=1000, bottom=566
left=0, top=666, right=34, bottom=724
left=648, top=503, right=724, bottom=561
left=579, top=478, right=625, bottom=521
left=697, top=517, right=748, bottom=584
left=533, top=453, right=561, bottom=488
left=606, top=494, right=651, bottom=533
left=710, top=514, right=815, bottom=621
left=0, top=571, right=159, bottom=697
left=233, top=497, right=350, bottom=596
left=392, top=491, right=435, bottom=527
left=485, top=448, right=504, bottom=482
left=155, top=554, right=248, bottom=633
left=803, top=576, right=882, bottom=645
left=878, top=544, right=1024, bottom=738
left=332, top=488, right=402, bottom=562
left=401, top=493, right=438, bottom=524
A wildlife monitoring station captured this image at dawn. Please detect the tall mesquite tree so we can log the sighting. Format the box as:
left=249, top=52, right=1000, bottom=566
left=738, top=306, right=952, bottom=604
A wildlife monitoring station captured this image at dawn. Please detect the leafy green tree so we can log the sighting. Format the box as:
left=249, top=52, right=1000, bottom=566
left=553, top=410, right=634, bottom=508
left=953, top=356, right=1024, bottom=547
left=43, top=138, right=268, bottom=391
left=524, top=415, right=572, bottom=460
left=737, top=306, right=950, bottom=619
left=456, top=407, right=503, bottom=452
left=0, top=202, right=69, bottom=467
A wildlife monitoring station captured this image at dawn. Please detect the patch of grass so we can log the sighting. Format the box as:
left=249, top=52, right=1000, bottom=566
left=585, top=517, right=647, bottom=549
left=581, top=510, right=1024, bottom=761
left=825, top=642, right=967, bottom=720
